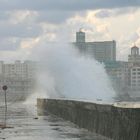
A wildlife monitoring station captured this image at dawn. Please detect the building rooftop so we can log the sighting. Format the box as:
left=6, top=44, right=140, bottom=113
left=104, top=61, right=126, bottom=69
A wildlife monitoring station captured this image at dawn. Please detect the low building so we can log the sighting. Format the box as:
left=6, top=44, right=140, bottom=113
left=130, top=66, right=140, bottom=90
left=0, top=60, right=36, bottom=101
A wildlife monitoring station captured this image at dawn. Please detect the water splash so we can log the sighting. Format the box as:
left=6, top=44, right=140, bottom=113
left=28, top=42, right=115, bottom=104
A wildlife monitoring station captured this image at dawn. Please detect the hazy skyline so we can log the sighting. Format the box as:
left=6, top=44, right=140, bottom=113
left=0, top=0, right=140, bottom=60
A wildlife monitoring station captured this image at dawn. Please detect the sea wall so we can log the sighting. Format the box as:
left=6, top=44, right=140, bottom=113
left=37, top=99, right=140, bottom=140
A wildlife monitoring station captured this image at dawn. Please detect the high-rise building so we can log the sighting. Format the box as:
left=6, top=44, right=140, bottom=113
left=76, top=30, right=85, bottom=43
left=74, top=31, right=116, bottom=62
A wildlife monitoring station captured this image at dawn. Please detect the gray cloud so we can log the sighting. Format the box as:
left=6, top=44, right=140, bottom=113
left=0, top=22, right=41, bottom=38
left=0, top=16, right=41, bottom=50
left=95, top=10, right=112, bottom=18
left=37, top=11, right=75, bottom=23
left=0, top=0, right=140, bottom=11
left=0, top=0, right=139, bottom=24
left=0, top=37, right=21, bottom=50
left=0, top=0, right=140, bottom=52
left=0, top=11, right=10, bottom=21
left=95, top=8, right=138, bottom=18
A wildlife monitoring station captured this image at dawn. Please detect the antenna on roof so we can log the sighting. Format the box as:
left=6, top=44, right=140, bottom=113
left=133, top=42, right=137, bottom=47
left=79, top=28, right=83, bottom=32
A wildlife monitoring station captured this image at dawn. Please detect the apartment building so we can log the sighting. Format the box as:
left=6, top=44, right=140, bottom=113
left=0, top=60, right=36, bottom=101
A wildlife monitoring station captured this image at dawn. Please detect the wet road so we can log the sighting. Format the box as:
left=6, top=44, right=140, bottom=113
left=0, top=103, right=109, bottom=140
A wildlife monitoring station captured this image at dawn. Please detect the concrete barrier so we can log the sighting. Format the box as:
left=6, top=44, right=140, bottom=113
left=37, top=98, right=140, bottom=140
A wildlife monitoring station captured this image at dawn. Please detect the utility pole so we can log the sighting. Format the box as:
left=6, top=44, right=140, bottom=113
left=2, top=85, right=8, bottom=128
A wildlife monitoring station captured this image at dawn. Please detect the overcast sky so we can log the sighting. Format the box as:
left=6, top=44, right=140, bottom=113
left=0, top=0, right=140, bottom=60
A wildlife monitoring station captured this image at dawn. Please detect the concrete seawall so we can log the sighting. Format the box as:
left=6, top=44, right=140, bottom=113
left=37, top=98, right=140, bottom=140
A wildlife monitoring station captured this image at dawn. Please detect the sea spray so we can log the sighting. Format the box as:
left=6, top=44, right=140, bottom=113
left=29, top=42, right=115, bottom=103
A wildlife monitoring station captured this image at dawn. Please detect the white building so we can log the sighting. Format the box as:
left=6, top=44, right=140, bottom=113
left=0, top=60, right=35, bottom=79
left=127, top=46, right=140, bottom=99
left=130, top=66, right=140, bottom=89
left=0, top=60, right=36, bottom=101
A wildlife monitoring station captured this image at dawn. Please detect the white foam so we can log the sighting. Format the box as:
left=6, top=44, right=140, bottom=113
left=114, top=102, right=140, bottom=108
left=27, top=42, right=115, bottom=104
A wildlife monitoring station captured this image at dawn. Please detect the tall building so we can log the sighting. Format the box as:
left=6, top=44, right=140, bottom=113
left=74, top=31, right=116, bottom=62
left=127, top=45, right=140, bottom=99
left=76, top=30, right=85, bottom=43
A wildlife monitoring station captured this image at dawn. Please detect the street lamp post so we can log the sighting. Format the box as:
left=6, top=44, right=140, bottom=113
left=2, top=85, right=8, bottom=128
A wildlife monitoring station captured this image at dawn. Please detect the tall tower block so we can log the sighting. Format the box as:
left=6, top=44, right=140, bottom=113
left=76, top=30, right=85, bottom=43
